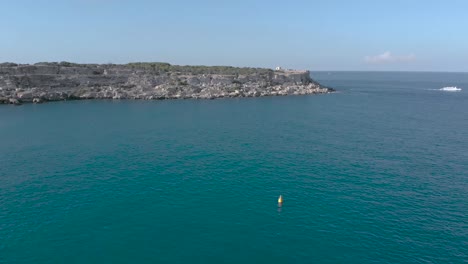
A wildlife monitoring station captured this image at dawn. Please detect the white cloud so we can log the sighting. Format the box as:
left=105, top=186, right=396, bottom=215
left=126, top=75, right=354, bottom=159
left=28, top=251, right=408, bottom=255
left=364, top=51, right=416, bottom=64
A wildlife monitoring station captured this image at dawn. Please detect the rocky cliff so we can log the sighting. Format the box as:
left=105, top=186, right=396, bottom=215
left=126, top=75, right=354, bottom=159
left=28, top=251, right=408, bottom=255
left=0, top=62, right=334, bottom=104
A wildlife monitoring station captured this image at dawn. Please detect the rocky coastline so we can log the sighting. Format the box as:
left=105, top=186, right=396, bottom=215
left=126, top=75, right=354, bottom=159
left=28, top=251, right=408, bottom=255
left=0, top=62, right=334, bottom=105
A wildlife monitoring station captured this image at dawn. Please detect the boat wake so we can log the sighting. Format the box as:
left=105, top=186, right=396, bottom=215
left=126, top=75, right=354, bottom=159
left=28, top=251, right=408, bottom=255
left=439, top=86, right=462, bottom=92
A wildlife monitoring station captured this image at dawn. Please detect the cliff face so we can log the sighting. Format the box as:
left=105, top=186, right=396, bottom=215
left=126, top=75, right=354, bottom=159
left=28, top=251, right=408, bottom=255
left=0, top=63, right=333, bottom=104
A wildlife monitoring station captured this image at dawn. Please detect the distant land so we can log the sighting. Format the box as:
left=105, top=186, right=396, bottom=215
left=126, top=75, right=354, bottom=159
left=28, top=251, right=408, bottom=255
left=0, top=62, right=334, bottom=105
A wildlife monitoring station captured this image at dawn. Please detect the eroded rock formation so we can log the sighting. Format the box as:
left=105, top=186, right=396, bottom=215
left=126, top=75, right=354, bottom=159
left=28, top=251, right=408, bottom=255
left=0, top=62, right=334, bottom=104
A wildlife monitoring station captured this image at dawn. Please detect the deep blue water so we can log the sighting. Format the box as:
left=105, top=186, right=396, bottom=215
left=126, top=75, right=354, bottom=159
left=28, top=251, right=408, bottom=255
left=1, top=72, right=467, bottom=263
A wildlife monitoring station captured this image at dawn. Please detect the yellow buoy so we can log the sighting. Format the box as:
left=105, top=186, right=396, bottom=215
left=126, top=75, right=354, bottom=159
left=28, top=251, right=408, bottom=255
left=278, top=195, right=283, bottom=204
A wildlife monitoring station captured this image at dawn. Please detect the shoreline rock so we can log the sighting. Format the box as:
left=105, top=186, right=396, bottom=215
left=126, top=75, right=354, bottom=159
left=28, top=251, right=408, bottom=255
left=0, top=62, right=334, bottom=105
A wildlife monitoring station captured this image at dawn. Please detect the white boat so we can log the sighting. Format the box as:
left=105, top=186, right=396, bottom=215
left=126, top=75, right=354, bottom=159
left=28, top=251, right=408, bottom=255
left=440, top=86, right=462, bottom=92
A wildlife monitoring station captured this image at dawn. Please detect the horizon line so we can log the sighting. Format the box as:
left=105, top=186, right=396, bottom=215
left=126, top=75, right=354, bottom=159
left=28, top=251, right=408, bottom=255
left=310, top=70, right=468, bottom=73
left=1, top=61, right=466, bottom=74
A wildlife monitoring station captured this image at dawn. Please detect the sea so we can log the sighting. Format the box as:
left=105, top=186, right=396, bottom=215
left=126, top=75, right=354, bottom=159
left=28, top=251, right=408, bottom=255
left=0, top=72, right=467, bottom=263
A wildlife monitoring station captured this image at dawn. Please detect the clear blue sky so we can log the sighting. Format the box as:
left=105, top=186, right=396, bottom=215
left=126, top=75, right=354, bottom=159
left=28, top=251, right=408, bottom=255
left=1, top=0, right=467, bottom=71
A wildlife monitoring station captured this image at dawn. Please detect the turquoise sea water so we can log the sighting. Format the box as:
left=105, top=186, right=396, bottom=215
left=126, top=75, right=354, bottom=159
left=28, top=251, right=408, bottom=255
left=1, top=72, right=467, bottom=263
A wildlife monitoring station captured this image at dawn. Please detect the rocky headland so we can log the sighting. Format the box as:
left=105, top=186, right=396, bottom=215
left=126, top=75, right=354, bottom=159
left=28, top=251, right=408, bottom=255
left=0, top=62, right=334, bottom=105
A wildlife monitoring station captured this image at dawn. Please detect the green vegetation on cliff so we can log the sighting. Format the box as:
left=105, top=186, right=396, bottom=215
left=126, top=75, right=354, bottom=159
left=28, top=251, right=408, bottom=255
left=126, top=62, right=273, bottom=75
left=11, top=61, right=274, bottom=76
